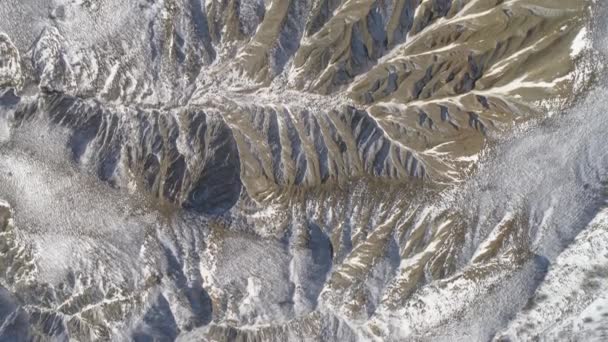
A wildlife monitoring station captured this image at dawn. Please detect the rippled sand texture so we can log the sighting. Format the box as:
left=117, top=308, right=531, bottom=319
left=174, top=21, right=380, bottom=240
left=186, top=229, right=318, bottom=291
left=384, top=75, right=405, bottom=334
left=0, top=0, right=603, bottom=341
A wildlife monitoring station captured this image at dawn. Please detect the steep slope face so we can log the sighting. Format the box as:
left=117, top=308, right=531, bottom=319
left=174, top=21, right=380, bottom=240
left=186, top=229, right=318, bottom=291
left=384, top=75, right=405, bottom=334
left=0, top=0, right=603, bottom=341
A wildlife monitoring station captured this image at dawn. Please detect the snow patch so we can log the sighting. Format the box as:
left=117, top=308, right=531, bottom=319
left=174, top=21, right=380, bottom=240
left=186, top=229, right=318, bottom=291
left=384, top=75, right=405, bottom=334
left=571, top=27, right=590, bottom=59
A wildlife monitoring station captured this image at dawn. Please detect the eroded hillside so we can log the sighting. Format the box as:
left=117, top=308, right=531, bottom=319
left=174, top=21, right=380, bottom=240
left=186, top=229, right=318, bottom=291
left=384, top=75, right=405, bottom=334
left=0, top=0, right=604, bottom=340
